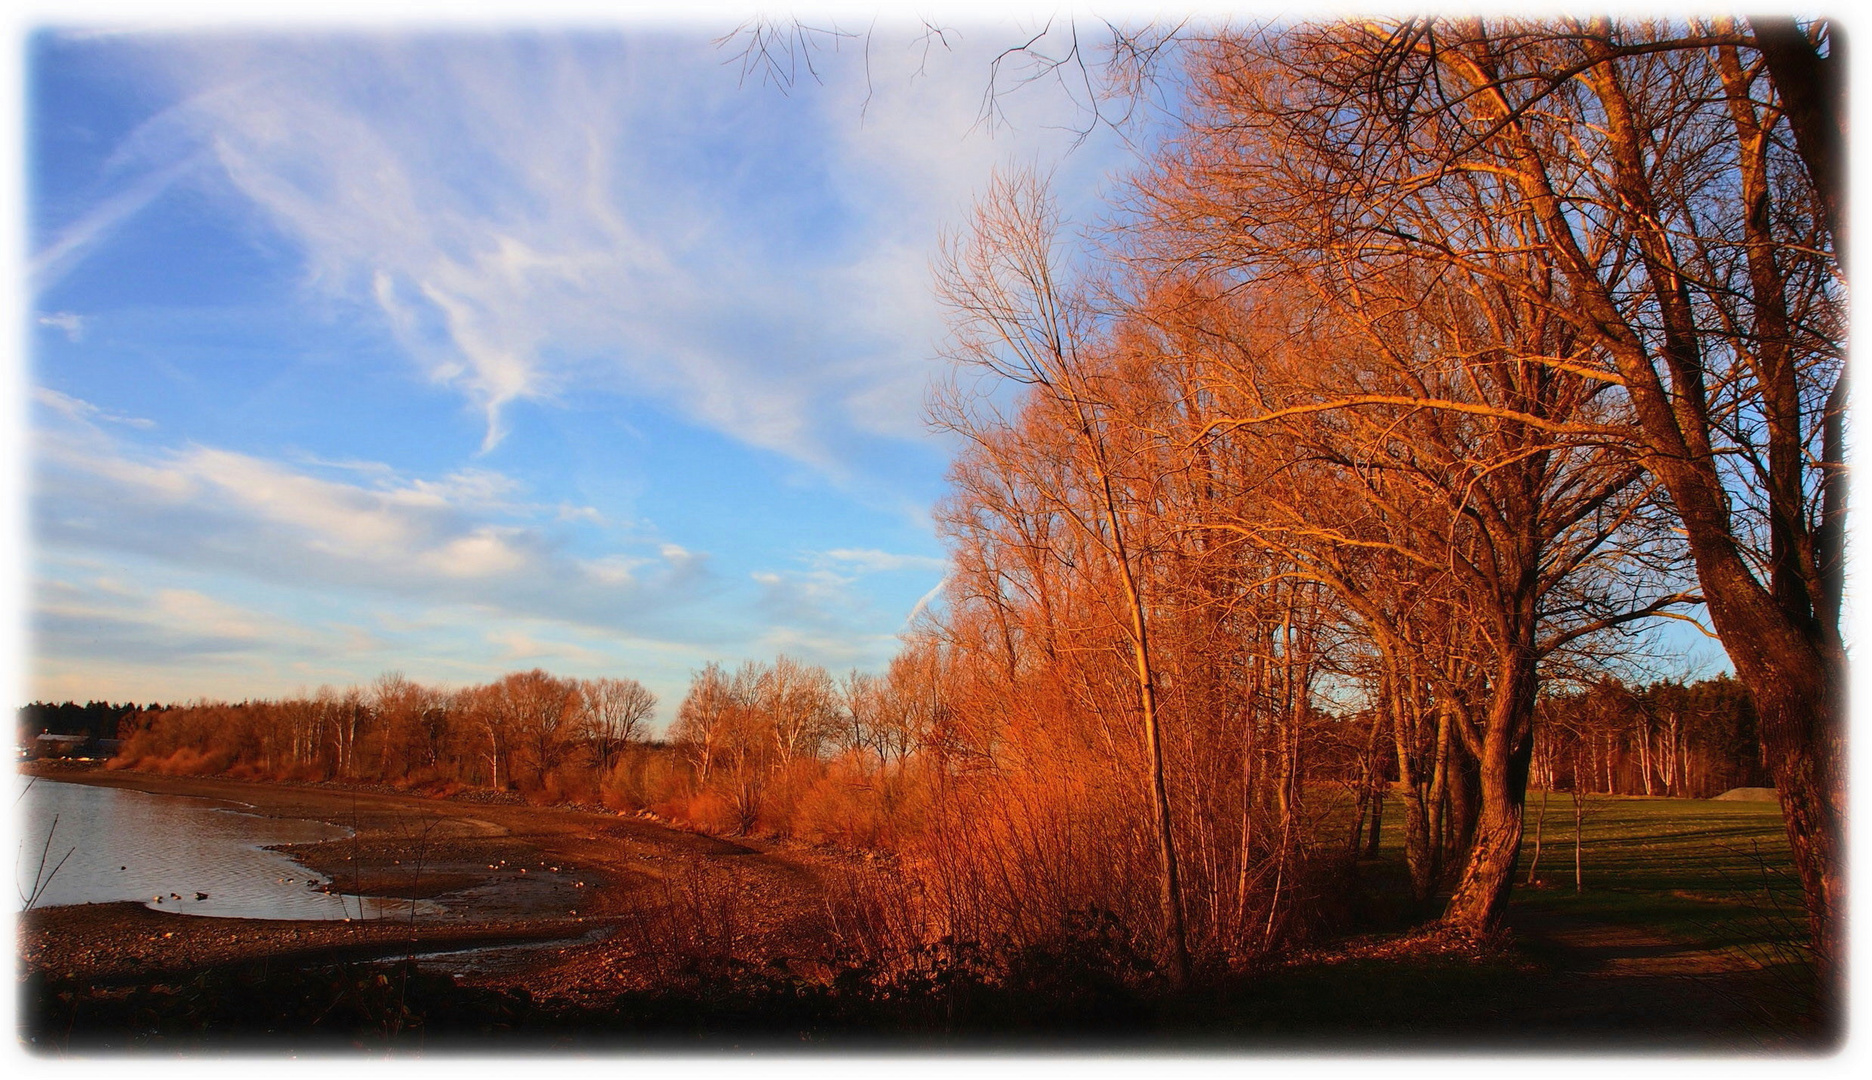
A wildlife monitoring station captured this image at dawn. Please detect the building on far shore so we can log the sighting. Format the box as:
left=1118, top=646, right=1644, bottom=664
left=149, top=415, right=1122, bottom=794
left=28, top=732, right=92, bottom=759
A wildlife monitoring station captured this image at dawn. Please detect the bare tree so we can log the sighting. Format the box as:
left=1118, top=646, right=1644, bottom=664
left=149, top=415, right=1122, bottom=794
left=580, top=676, right=657, bottom=776
left=672, top=662, right=734, bottom=783
left=1208, top=17, right=1845, bottom=964
left=937, top=169, right=1191, bottom=987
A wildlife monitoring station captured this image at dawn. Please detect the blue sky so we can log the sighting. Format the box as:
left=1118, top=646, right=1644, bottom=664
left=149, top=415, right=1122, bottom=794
left=18, top=14, right=1145, bottom=723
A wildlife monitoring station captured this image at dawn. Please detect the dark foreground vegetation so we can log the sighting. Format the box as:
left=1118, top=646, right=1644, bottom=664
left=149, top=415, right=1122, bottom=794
left=20, top=777, right=1824, bottom=1051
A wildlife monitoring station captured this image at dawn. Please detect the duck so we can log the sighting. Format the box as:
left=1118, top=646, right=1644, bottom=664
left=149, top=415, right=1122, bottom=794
left=195, top=892, right=208, bottom=900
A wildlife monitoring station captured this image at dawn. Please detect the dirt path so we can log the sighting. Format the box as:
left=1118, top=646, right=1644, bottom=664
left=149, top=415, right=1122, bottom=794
left=1503, top=902, right=1822, bottom=1047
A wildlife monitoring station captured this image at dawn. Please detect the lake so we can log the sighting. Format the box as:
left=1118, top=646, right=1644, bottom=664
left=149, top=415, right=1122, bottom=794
left=17, top=777, right=433, bottom=921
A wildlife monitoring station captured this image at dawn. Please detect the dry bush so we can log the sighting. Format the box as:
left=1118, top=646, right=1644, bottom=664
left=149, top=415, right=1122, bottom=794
left=911, top=765, right=1159, bottom=951
left=604, top=862, right=771, bottom=989
left=600, top=746, right=684, bottom=811
left=791, top=770, right=887, bottom=848
left=660, top=789, right=739, bottom=835
left=541, top=763, right=599, bottom=805
left=820, top=860, right=939, bottom=966
left=792, top=757, right=935, bottom=849
left=138, top=745, right=233, bottom=776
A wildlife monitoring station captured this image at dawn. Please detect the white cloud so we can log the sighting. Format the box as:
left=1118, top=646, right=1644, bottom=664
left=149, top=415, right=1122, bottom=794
left=71, top=29, right=1127, bottom=469
left=34, top=577, right=332, bottom=666
left=38, top=312, right=86, bottom=342
left=753, top=625, right=899, bottom=669
left=485, top=628, right=607, bottom=666
left=148, top=588, right=269, bottom=642
left=820, top=547, right=948, bottom=574
left=903, top=577, right=949, bottom=630
left=32, top=416, right=715, bottom=638
left=33, top=387, right=155, bottom=430
left=424, top=528, right=530, bottom=578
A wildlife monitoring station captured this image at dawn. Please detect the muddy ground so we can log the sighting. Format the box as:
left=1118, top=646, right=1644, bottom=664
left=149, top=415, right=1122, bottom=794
left=17, top=764, right=845, bottom=1006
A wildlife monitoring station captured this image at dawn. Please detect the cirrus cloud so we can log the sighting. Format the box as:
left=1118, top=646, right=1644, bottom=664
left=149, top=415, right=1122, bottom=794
left=52, top=27, right=1131, bottom=470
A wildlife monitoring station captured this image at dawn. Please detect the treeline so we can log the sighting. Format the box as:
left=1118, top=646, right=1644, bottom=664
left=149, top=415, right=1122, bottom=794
left=1534, top=677, right=1768, bottom=800
left=16, top=701, right=163, bottom=746
left=105, top=671, right=656, bottom=805
left=89, top=658, right=945, bottom=847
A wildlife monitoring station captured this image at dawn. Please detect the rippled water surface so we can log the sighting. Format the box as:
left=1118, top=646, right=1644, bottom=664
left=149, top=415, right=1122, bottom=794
left=19, top=778, right=429, bottom=920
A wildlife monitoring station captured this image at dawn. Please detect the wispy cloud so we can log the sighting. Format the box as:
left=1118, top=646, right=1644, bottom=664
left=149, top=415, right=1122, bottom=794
left=77, top=30, right=1125, bottom=468
left=819, top=547, right=949, bottom=574
left=485, top=628, right=609, bottom=667
left=30, top=155, right=203, bottom=290
left=38, top=312, right=86, bottom=342
left=33, top=400, right=715, bottom=638
left=34, top=386, right=155, bottom=429
left=746, top=546, right=945, bottom=670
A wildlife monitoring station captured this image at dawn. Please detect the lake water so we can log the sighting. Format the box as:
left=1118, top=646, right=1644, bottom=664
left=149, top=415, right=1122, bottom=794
left=17, top=777, right=434, bottom=921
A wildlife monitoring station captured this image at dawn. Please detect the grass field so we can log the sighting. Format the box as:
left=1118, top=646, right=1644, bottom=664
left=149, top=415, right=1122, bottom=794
left=1504, top=792, right=1808, bottom=958
left=1225, top=790, right=1826, bottom=1046
left=1308, top=784, right=1808, bottom=951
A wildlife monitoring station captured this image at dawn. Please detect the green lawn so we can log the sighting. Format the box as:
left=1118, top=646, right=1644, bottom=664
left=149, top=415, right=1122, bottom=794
left=1353, top=790, right=1809, bottom=955
left=1267, top=791, right=1825, bottom=1045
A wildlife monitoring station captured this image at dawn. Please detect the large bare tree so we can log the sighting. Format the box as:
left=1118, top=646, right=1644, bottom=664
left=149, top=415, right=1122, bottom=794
left=1193, top=17, right=1846, bottom=965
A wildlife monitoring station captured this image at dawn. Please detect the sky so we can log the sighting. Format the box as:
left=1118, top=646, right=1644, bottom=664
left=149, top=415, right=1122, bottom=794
left=14, top=8, right=1156, bottom=725
left=7, top=2, right=1754, bottom=732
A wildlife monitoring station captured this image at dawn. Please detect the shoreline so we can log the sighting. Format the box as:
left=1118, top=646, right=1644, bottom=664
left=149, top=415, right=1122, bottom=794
left=18, top=762, right=838, bottom=1002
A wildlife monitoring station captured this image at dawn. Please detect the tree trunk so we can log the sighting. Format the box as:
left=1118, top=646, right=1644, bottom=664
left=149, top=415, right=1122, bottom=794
left=1442, top=653, right=1536, bottom=939
left=1364, top=786, right=1384, bottom=858
left=1523, top=790, right=1547, bottom=885
left=1096, top=445, right=1192, bottom=989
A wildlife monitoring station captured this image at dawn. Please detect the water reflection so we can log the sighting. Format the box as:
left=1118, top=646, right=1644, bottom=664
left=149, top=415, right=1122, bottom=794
left=19, top=778, right=436, bottom=921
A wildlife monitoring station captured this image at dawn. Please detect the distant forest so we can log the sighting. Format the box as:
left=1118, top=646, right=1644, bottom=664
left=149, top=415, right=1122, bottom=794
left=17, top=700, right=160, bottom=746
left=17, top=671, right=1766, bottom=803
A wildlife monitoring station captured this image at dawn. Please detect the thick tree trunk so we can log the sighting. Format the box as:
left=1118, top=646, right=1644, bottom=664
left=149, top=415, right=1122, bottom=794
left=1442, top=655, right=1536, bottom=938
left=1442, top=736, right=1533, bottom=934
left=1736, top=652, right=1846, bottom=971
left=1394, top=713, right=1437, bottom=904
left=1547, top=36, right=1849, bottom=975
